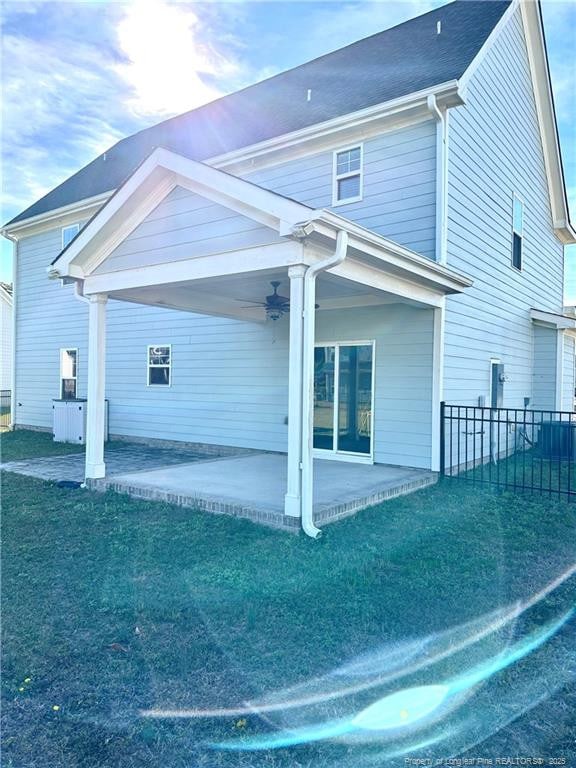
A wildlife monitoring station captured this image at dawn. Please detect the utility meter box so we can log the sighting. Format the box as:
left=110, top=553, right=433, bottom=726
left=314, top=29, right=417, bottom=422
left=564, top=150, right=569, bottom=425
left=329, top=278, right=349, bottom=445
left=491, top=363, right=505, bottom=409
left=53, top=399, right=108, bottom=444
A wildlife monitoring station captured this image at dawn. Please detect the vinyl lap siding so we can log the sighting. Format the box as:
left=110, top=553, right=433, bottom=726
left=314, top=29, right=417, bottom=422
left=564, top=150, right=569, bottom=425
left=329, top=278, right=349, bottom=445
left=246, top=120, right=437, bottom=259
left=95, top=187, right=284, bottom=274
left=532, top=324, right=557, bottom=411
left=444, top=8, right=565, bottom=408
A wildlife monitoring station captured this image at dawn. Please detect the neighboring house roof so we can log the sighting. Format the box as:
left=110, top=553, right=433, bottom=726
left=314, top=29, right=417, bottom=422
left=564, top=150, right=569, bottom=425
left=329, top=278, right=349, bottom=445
left=5, top=0, right=510, bottom=227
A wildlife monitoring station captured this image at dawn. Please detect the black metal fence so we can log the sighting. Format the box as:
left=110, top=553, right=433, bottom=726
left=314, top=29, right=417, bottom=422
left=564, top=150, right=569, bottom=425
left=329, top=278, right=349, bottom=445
left=440, top=403, right=576, bottom=502
left=0, top=390, right=11, bottom=428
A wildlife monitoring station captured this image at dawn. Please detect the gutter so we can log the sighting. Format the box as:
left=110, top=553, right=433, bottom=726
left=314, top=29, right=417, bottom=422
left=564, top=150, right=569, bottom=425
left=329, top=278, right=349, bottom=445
left=427, top=94, right=448, bottom=265
left=300, top=230, right=349, bottom=539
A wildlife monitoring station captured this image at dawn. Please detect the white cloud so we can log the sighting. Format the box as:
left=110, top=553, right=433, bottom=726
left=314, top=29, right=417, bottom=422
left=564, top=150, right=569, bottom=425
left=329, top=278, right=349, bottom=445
left=115, top=0, right=239, bottom=117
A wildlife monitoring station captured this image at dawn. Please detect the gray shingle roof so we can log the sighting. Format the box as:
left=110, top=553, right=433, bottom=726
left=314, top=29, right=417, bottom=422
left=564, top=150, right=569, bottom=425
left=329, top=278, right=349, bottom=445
left=6, top=0, right=510, bottom=227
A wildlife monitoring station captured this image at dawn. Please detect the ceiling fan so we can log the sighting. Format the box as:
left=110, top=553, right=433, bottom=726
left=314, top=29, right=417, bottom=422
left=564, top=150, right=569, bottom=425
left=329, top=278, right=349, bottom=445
left=237, top=280, right=318, bottom=321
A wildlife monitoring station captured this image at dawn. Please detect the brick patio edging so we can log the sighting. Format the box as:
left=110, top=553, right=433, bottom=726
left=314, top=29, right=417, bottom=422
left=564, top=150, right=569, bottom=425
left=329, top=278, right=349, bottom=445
left=87, top=472, right=437, bottom=533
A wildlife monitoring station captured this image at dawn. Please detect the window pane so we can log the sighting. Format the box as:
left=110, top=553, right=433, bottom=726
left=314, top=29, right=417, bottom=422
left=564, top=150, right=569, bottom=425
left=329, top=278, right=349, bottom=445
left=149, top=347, right=170, bottom=365
left=336, top=148, right=361, bottom=175
left=337, top=175, right=360, bottom=201
left=513, top=197, right=523, bottom=234
left=512, top=232, right=522, bottom=270
left=62, top=224, right=80, bottom=248
left=61, top=379, right=76, bottom=399
left=61, top=349, right=77, bottom=379
left=149, top=367, right=170, bottom=386
left=313, top=346, right=335, bottom=450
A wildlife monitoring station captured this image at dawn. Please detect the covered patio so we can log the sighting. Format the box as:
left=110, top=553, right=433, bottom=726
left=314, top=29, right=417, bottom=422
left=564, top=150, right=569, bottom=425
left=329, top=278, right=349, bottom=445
left=49, top=147, right=472, bottom=535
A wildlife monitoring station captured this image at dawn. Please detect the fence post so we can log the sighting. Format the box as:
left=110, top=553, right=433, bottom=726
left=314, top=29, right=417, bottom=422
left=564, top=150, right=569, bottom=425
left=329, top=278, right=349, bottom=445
left=439, top=401, right=446, bottom=478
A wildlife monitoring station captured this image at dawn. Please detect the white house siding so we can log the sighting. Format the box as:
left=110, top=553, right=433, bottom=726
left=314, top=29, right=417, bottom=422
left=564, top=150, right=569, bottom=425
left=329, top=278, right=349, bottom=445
left=1, top=290, right=12, bottom=391
left=444, top=8, right=565, bottom=410
left=316, top=305, right=434, bottom=468
left=94, top=186, right=284, bottom=274
left=246, top=120, right=437, bottom=259
left=561, top=333, right=575, bottom=412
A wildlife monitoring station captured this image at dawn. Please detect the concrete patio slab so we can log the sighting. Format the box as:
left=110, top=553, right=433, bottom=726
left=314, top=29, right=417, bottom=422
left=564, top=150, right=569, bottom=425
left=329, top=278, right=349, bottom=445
left=93, top=453, right=436, bottom=531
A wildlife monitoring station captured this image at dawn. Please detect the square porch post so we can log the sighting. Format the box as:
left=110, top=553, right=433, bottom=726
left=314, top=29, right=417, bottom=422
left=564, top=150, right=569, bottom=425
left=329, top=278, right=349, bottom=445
left=284, top=265, right=306, bottom=517
left=85, top=293, right=108, bottom=479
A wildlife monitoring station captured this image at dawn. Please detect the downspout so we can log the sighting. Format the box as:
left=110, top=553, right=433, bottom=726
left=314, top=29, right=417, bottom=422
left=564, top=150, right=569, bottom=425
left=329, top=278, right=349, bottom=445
left=427, top=95, right=448, bottom=265
left=300, top=229, right=349, bottom=538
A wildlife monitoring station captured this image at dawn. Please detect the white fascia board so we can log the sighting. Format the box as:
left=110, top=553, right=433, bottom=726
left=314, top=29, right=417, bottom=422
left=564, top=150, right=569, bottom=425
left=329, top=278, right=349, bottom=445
left=530, top=308, right=576, bottom=330
left=1, top=191, right=113, bottom=240
left=520, top=2, right=574, bottom=244
left=209, top=80, right=463, bottom=172
left=82, top=240, right=306, bottom=295
left=298, top=212, right=473, bottom=294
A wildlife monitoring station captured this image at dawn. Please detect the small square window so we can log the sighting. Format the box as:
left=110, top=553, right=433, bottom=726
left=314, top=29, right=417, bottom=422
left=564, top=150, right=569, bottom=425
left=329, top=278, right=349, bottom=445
left=60, top=348, right=78, bottom=399
left=333, top=146, right=363, bottom=205
left=148, top=345, right=171, bottom=386
left=62, top=223, right=80, bottom=249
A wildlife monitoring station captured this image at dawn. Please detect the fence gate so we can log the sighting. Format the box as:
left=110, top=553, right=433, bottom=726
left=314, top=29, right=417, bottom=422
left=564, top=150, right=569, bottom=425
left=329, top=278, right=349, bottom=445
left=440, top=403, right=576, bottom=502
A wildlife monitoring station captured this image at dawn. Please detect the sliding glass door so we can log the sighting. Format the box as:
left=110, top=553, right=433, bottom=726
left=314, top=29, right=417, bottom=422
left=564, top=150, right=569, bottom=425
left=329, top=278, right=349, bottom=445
left=313, top=342, right=374, bottom=459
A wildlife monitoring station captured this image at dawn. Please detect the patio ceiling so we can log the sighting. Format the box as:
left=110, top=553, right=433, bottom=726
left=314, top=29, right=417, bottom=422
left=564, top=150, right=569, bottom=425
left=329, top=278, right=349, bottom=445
left=108, top=268, right=428, bottom=323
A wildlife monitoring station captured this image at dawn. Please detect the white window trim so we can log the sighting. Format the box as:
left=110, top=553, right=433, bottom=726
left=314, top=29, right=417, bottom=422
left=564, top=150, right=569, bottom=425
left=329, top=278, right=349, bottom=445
left=511, top=193, right=524, bottom=272
left=332, top=144, right=363, bottom=207
left=60, top=347, right=78, bottom=399
left=62, top=222, right=80, bottom=249
left=147, top=344, right=172, bottom=387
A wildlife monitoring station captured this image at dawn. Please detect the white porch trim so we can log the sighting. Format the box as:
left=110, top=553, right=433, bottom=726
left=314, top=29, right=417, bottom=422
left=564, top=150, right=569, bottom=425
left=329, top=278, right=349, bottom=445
left=431, top=299, right=445, bottom=472
left=85, top=294, right=107, bottom=479
left=284, top=265, right=306, bottom=517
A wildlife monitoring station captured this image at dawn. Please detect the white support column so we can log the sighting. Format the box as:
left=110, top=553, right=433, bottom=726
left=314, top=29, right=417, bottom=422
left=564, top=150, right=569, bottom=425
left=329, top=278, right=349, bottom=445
left=431, top=298, right=445, bottom=472
left=85, top=293, right=108, bottom=479
left=284, top=265, right=306, bottom=517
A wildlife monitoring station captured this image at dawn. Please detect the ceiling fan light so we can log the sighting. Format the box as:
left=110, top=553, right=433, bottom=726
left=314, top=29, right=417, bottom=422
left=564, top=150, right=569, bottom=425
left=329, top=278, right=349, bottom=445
left=266, top=305, right=283, bottom=321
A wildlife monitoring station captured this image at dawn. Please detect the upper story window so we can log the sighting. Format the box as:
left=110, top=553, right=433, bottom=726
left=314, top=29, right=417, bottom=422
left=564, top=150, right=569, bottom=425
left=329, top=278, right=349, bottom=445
left=148, top=345, right=171, bottom=386
left=62, top=223, right=80, bottom=249
left=333, top=145, right=363, bottom=206
left=512, top=194, right=523, bottom=271
left=60, top=348, right=78, bottom=399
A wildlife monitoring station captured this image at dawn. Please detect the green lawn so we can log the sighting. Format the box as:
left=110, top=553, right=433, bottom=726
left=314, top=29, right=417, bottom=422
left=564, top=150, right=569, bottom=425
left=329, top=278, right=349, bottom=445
left=1, top=429, right=86, bottom=462
left=1, top=436, right=575, bottom=766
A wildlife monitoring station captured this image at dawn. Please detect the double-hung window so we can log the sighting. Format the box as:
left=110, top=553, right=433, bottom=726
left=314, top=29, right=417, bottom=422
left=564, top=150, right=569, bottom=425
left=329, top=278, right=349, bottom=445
left=60, top=348, right=78, bottom=399
left=333, top=145, right=363, bottom=205
left=62, top=223, right=80, bottom=249
left=512, top=194, right=523, bottom=270
left=148, top=345, right=171, bottom=386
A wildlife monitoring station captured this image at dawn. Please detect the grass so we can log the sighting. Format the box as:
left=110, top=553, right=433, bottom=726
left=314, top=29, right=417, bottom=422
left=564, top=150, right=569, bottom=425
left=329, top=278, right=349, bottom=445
left=1, top=434, right=575, bottom=766
left=1, top=429, right=86, bottom=462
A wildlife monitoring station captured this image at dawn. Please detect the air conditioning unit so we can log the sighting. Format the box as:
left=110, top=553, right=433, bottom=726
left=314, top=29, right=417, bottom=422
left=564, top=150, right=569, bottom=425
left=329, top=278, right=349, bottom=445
left=539, top=420, right=576, bottom=460
left=53, top=399, right=108, bottom=444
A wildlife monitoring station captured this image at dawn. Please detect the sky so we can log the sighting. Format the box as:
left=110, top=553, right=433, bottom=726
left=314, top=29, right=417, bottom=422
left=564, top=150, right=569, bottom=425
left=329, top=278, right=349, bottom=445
left=1, top=0, right=575, bottom=297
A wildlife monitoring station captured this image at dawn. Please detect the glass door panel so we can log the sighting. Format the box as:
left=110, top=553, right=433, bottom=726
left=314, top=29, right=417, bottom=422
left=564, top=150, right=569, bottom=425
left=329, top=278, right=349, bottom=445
left=313, top=346, right=335, bottom=450
left=337, top=344, right=373, bottom=455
